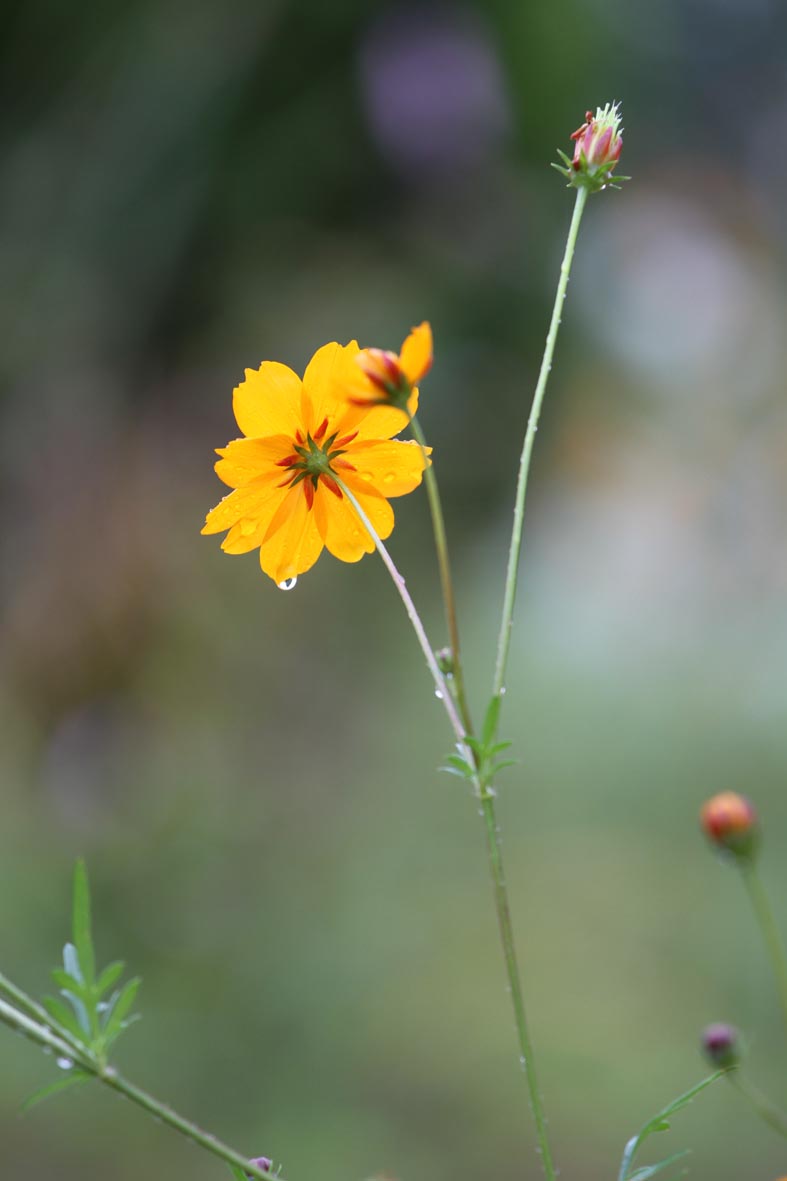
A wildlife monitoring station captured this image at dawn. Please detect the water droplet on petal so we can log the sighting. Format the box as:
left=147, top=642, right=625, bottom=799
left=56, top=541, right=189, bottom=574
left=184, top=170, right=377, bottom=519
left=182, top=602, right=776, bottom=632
left=56, top=1057, right=73, bottom=1071
left=240, top=519, right=256, bottom=536
left=383, top=472, right=396, bottom=484
left=277, top=577, right=298, bottom=591
left=359, top=471, right=374, bottom=482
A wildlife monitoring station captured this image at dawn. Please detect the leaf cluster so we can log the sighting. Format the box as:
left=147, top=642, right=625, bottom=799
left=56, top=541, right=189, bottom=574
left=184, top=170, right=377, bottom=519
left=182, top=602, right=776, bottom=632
left=40, top=861, right=141, bottom=1071
left=440, top=695, right=517, bottom=794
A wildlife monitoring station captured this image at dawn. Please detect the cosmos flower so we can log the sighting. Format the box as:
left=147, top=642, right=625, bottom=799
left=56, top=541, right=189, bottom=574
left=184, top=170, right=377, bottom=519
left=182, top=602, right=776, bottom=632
left=202, top=341, right=429, bottom=585
left=349, top=322, right=433, bottom=414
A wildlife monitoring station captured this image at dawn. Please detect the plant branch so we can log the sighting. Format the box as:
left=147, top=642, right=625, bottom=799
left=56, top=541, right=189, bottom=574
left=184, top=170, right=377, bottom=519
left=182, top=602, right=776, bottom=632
left=0, top=989, right=279, bottom=1181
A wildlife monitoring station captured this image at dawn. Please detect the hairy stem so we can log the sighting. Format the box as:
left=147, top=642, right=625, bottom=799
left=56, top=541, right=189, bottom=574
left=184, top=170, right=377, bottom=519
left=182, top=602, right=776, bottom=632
left=481, top=794, right=557, bottom=1181
left=0, top=990, right=279, bottom=1181
left=493, top=185, right=588, bottom=701
left=409, top=413, right=474, bottom=736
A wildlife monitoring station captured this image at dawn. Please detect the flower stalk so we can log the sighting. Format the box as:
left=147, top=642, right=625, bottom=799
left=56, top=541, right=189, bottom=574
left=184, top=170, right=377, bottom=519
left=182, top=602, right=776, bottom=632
left=493, top=184, right=588, bottom=702
left=740, top=862, right=787, bottom=1034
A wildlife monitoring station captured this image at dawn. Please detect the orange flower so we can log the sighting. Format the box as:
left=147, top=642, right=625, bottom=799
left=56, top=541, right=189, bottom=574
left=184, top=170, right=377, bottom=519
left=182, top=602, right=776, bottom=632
left=202, top=341, right=430, bottom=585
left=348, top=322, right=433, bottom=414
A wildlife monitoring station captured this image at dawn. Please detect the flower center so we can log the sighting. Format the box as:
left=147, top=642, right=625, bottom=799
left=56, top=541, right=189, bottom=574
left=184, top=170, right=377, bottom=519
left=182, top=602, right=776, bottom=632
left=275, top=417, right=358, bottom=508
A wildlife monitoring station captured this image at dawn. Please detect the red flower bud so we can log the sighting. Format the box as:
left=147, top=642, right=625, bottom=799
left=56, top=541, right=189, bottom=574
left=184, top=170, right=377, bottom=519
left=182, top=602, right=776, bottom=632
left=701, top=1022, right=740, bottom=1069
left=700, top=791, right=758, bottom=860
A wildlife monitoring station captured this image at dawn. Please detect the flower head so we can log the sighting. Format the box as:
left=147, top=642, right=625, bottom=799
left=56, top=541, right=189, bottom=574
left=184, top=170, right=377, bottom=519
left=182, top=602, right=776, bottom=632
left=553, top=102, right=626, bottom=193
left=700, top=791, right=759, bottom=860
left=202, top=341, right=430, bottom=585
left=701, top=1022, right=740, bottom=1070
left=348, top=322, right=433, bottom=415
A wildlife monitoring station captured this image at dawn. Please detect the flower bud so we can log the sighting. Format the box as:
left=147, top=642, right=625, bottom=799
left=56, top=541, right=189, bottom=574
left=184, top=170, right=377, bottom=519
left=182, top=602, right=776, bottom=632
left=701, top=1022, right=740, bottom=1069
left=700, top=791, right=759, bottom=860
left=553, top=102, right=627, bottom=194
left=247, top=1157, right=274, bottom=1178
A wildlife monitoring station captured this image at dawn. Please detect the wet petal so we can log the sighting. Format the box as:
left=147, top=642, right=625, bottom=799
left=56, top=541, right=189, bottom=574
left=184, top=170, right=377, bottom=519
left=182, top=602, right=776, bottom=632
left=202, top=477, right=288, bottom=536
left=258, top=485, right=325, bottom=583
left=214, top=435, right=294, bottom=488
left=343, top=438, right=429, bottom=497
left=233, top=363, right=303, bottom=439
left=316, top=483, right=394, bottom=563
left=399, top=322, right=432, bottom=385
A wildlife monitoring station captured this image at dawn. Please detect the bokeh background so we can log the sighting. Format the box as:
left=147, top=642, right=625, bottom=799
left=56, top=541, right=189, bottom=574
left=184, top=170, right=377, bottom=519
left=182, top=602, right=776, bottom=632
left=2, top=1, right=787, bottom=1178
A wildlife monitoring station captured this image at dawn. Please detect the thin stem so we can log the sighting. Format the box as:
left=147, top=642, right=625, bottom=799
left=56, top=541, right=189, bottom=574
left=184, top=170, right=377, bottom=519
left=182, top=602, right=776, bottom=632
left=333, top=476, right=470, bottom=757
left=481, top=796, right=557, bottom=1181
left=339, top=476, right=557, bottom=1181
left=741, top=862, right=787, bottom=1032
left=493, top=185, right=588, bottom=701
left=0, top=991, right=279, bottom=1181
left=729, top=1071, right=787, bottom=1138
left=0, top=969, right=84, bottom=1052
left=409, top=413, right=474, bottom=736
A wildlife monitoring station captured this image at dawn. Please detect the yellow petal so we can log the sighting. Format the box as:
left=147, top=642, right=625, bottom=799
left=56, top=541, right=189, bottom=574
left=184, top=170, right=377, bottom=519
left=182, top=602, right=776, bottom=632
left=214, top=435, right=294, bottom=488
left=202, top=477, right=287, bottom=536
left=399, top=322, right=432, bottom=385
left=233, top=362, right=303, bottom=439
left=315, top=483, right=394, bottom=563
left=340, top=386, right=420, bottom=442
left=302, top=341, right=361, bottom=433
left=258, top=485, right=325, bottom=583
left=343, top=438, right=429, bottom=497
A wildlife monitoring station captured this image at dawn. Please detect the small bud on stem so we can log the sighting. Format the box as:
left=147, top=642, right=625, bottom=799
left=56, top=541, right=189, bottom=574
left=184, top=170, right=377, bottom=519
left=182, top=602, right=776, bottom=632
left=700, top=792, right=759, bottom=862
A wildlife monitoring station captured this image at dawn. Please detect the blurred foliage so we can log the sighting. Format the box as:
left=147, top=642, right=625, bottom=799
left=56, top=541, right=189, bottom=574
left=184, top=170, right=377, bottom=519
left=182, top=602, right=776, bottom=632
left=2, top=0, right=787, bottom=1178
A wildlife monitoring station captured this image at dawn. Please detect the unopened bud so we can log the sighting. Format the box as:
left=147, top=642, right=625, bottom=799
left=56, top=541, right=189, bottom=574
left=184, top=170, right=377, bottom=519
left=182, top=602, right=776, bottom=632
left=701, top=1022, right=740, bottom=1069
left=700, top=792, right=759, bottom=860
left=435, top=646, right=454, bottom=676
left=247, top=1157, right=274, bottom=1178
left=553, top=102, right=627, bottom=194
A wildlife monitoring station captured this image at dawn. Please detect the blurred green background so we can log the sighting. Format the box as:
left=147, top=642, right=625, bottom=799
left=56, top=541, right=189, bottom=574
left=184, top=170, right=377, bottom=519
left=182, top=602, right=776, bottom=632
left=2, top=0, right=787, bottom=1178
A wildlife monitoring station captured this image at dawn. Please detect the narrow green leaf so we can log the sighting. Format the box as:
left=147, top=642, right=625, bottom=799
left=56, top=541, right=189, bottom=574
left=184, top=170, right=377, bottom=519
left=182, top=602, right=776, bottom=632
left=51, top=968, right=88, bottom=999
left=101, top=977, right=141, bottom=1044
left=62, top=944, right=83, bottom=985
left=443, top=754, right=472, bottom=772
left=627, top=1151, right=689, bottom=1181
left=41, top=996, right=87, bottom=1044
left=481, top=696, right=501, bottom=746
left=439, top=764, right=472, bottom=780
left=490, top=759, right=518, bottom=775
left=72, top=860, right=95, bottom=987
left=21, top=1071, right=90, bottom=1112
left=95, top=961, right=125, bottom=998
left=226, top=1166, right=248, bottom=1181
left=618, top=1072, right=723, bottom=1181
left=487, top=741, right=512, bottom=757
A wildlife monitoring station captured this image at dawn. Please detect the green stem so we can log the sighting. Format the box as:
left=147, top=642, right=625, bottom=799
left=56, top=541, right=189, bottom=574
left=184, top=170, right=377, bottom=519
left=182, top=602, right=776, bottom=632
left=409, top=413, right=474, bottom=737
left=729, top=1071, right=787, bottom=1138
left=481, top=794, right=557, bottom=1181
left=0, top=969, right=84, bottom=1053
left=333, top=476, right=471, bottom=759
left=338, top=476, right=557, bottom=1180
left=492, top=185, right=588, bottom=701
left=0, top=990, right=279, bottom=1180
left=741, top=862, right=787, bottom=1033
